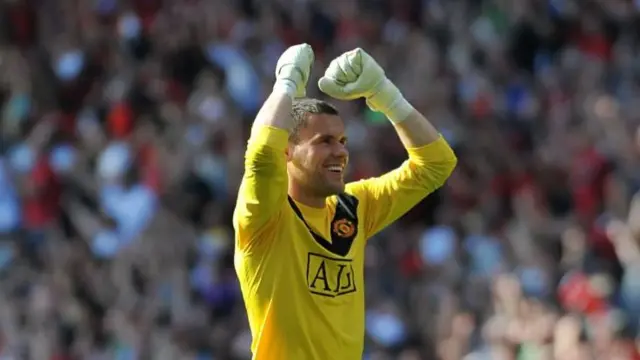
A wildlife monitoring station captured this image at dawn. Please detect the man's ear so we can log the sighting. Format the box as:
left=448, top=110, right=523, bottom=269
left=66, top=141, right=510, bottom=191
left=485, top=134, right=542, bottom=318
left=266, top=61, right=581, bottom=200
left=285, top=143, right=292, bottom=161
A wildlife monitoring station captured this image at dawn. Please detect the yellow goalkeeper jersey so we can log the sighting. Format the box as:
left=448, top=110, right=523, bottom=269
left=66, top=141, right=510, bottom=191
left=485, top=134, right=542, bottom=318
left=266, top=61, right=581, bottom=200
left=233, top=126, right=456, bottom=360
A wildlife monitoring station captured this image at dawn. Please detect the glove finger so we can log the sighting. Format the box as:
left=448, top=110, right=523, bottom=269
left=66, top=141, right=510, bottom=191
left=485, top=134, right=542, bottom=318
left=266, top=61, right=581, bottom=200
left=276, top=43, right=314, bottom=79
left=318, top=77, right=362, bottom=100
left=336, top=53, right=359, bottom=83
left=323, top=57, right=349, bottom=85
left=343, top=49, right=363, bottom=77
left=318, top=76, right=346, bottom=98
left=298, top=44, right=315, bottom=79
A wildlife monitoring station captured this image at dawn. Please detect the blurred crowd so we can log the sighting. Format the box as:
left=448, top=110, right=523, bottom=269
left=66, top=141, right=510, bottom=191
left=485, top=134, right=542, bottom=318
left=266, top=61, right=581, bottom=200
left=3, top=0, right=640, bottom=359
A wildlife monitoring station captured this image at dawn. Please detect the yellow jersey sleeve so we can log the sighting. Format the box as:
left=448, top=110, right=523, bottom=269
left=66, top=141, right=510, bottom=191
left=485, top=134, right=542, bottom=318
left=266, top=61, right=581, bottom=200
left=346, top=135, right=457, bottom=238
left=233, top=125, right=289, bottom=249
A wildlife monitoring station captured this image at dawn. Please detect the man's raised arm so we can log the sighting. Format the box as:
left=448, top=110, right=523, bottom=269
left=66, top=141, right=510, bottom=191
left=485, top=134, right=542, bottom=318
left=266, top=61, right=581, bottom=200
left=233, top=44, right=314, bottom=247
left=319, top=48, right=457, bottom=237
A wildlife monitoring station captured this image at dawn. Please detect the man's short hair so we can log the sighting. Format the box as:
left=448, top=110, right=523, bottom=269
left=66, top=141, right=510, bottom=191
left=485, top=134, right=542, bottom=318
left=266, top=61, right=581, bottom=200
left=290, top=98, right=339, bottom=143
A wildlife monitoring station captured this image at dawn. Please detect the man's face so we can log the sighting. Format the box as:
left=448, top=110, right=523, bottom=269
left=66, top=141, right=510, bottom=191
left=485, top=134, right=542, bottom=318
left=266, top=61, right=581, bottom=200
left=287, top=113, right=349, bottom=197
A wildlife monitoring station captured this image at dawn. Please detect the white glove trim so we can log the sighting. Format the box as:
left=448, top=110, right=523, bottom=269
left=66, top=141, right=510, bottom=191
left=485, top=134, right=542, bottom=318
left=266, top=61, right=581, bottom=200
left=366, top=79, right=414, bottom=124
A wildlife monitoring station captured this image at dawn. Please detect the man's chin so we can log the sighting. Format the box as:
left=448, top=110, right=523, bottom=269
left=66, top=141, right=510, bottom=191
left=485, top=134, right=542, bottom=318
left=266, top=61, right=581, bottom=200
left=312, top=173, right=345, bottom=196
left=325, top=181, right=345, bottom=195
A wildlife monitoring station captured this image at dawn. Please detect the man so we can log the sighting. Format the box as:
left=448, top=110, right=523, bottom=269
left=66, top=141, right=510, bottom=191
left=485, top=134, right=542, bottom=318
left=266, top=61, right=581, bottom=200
left=233, top=44, right=457, bottom=359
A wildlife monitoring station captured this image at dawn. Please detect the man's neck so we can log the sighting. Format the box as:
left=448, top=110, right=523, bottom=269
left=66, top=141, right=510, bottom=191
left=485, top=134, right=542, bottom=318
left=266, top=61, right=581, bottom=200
left=288, top=187, right=326, bottom=209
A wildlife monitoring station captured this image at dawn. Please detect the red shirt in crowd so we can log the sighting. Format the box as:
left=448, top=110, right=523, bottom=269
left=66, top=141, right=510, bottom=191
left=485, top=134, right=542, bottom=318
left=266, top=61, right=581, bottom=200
left=577, top=32, right=612, bottom=61
left=558, top=271, right=607, bottom=315
left=4, top=0, right=37, bottom=48
left=137, top=143, right=161, bottom=193
left=132, top=0, right=161, bottom=31
left=570, top=147, right=608, bottom=223
left=23, top=157, right=61, bottom=229
left=107, top=101, right=134, bottom=139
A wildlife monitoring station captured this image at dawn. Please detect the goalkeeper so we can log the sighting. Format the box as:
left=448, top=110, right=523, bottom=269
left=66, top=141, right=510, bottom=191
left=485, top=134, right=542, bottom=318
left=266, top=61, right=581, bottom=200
left=233, top=44, right=457, bottom=359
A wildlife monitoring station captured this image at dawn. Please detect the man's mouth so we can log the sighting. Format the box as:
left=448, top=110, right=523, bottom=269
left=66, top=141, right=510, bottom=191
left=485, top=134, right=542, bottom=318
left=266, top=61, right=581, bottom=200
left=324, top=164, right=344, bottom=174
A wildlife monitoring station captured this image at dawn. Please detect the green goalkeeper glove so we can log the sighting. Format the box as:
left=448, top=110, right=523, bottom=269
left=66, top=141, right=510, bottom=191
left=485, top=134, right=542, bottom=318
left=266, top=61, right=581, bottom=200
left=273, top=43, right=314, bottom=98
left=318, top=48, right=414, bottom=124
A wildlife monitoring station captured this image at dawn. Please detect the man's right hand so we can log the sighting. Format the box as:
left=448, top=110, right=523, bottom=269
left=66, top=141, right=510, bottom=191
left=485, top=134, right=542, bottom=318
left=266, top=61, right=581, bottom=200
left=274, top=43, right=314, bottom=98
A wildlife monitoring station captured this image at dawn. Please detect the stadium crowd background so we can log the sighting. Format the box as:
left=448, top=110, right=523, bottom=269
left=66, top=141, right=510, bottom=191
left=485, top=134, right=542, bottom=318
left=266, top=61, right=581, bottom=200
left=1, top=0, right=640, bottom=358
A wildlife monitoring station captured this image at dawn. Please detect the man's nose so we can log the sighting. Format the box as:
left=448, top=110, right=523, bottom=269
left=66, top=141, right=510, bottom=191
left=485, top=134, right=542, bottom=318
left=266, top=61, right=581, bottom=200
left=333, top=143, right=348, bottom=158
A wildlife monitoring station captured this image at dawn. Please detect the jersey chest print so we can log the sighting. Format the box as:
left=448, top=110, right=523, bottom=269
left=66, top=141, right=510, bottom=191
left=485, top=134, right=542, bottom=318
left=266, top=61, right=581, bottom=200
left=288, top=194, right=360, bottom=297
